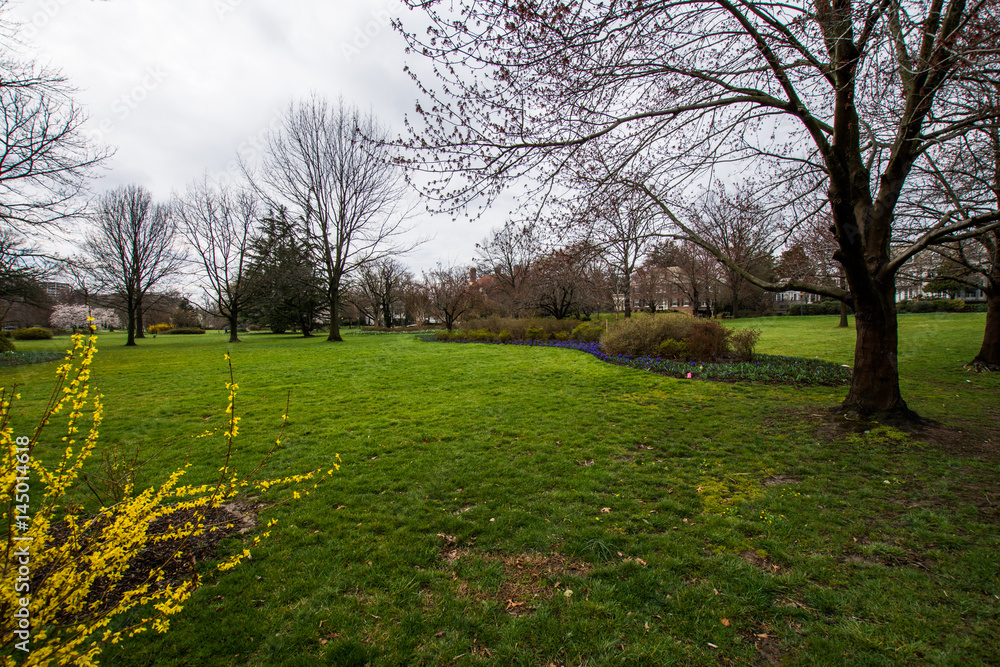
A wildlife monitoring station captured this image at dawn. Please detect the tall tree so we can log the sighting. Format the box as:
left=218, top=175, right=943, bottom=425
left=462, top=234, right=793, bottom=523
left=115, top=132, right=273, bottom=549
left=531, top=244, right=603, bottom=320
left=177, top=179, right=260, bottom=343
left=424, top=264, right=477, bottom=331
left=247, top=208, right=324, bottom=336
left=691, top=184, right=781, bottom=318
left=254, top=96, right=411, bottom=342
left=0, top=2, right=105, bottom=232
left=905, top=90, right=1000, bottom=370
left=475, top=221, right=540, bottom=317
left=0, top=229, right=48, bottom=326
left=85, top=185, right=182, bottom=346
left=346, top=258, right=410, bottom=328
left=400, top=0, right=1000, bottom=420
left=649, top=240, right=719, bottom=317
left=576, top=192, right=660, bottom=318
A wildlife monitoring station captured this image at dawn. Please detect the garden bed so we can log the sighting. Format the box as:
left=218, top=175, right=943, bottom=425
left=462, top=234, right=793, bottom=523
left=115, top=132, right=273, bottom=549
left=423, top=336, right=852, bottom=385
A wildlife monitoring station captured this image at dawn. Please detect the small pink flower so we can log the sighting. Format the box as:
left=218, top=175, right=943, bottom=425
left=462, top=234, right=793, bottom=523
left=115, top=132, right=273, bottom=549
left=686, top=372, right=692, bottom=379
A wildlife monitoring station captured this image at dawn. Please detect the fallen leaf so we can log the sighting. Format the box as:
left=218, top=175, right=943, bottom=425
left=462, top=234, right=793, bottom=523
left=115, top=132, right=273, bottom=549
left=721, top=618, right=731, bottom=627
left=601, top=507, right=611, bottom=513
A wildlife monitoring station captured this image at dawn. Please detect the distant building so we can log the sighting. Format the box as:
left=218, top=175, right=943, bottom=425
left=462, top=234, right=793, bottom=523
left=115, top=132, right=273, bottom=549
left=41, top=281, right=73, bottom=304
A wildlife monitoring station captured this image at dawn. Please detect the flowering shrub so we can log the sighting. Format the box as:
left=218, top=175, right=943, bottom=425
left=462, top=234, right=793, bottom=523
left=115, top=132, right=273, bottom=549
left=0, top=333, right=336, bottom=665
left=148, top=323, right=173, bottom=334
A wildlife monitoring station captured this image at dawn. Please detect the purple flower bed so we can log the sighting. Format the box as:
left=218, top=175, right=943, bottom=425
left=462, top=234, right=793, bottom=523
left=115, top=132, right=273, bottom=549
left=421, top=335, right=851, bottom=386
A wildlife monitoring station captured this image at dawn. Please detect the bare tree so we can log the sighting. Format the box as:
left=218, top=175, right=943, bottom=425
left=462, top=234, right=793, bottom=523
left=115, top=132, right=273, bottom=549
left=254, top=96, right=412, bottom=342
left=85, top=185, right=183, bottom=346
left=346, top=257, right=410, bottom=327
left=649, top=240, right=719, bottom=317
left=0, top=228, right=48, bottom=326
left=531, top=244, right=603, bottom=320
left=902, top=89, right=1000, bottom=370
left=475, top=221, right=540, bottom=317
left=424, top=264, right=477, bottom=330
left=691, top=184, right=781, bottom=318
left=403, top=278, right=430, bottom=325
left=399, top=0, right=1000, bottom=419
left=780, top=214, right=851, bottom=327
left=574, top=191, right=660, bottom=318
left=177, top=178, right=260, bottom=343
left=0, top=3, right=105, bottom=231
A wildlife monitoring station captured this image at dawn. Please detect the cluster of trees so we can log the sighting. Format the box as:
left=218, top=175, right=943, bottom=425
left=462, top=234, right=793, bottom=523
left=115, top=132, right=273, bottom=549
left=397, top=0, right=1000, bottom=419
left=54, top=97, right=415, bottom=345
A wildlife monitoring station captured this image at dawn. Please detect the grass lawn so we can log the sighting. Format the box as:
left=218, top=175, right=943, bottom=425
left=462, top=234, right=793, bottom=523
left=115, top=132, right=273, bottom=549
left=3, top=314, right=999, bottom=666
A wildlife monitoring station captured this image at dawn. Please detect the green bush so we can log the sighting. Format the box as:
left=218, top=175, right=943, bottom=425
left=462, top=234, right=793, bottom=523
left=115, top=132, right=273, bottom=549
left=434, top=330, right=452, bottom=341
left=525, top=326, right=545, bottom=341
left=469, top=330, right=498, bottom=342
left=730, top=327, right=762, bottom=362
left=553, top=330, right=570, bottom=341
left=0, top=336, right=15, bottom=353
left=571, top=322, right=604, bottom=342
left=686, top=320, right=732, bottom=361
left=165, top=327, right=207, bottom=335
left=498, top=329, right=512, bottom=343
left=896, top=298, right=966, bottom=313
left=657, top=338, right=688, bottom=359
left=600, top=314, right=694, bottom=357
left=12, top=327, right=53, bottom=340
left=786, top=300, right=850, bottom=316
left=461, top=316, right=578, bottom=341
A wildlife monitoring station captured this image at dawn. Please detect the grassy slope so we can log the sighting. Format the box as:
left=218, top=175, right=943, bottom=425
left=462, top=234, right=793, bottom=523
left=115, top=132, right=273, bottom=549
left=3, top=315, right=998, bottom=666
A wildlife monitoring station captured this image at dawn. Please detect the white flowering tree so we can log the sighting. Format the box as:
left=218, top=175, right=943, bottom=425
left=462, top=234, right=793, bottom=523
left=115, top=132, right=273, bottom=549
left=50, top=305, right=121, bottom=330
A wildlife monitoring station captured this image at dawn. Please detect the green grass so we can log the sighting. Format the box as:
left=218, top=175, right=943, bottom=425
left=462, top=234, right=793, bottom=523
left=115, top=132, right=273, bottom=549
left=3, top=315, right=999, bottom=666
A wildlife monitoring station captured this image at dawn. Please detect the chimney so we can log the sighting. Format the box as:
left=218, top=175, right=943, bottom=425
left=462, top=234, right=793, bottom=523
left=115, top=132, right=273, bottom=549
left=469, top=267, right=478, bottom=284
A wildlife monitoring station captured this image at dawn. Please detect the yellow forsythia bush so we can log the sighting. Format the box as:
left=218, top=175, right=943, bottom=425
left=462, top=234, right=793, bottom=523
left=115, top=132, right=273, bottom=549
left=0, top=331, right=337, bottom=665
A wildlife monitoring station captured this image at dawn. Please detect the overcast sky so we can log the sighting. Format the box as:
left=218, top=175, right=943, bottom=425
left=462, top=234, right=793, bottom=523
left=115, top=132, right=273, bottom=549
left=10, top=0, right=496, bottom=276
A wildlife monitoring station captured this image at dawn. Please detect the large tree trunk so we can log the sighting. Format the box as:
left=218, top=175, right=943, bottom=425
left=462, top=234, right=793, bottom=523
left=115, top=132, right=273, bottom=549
left=971, top=288, right=1000, bottom=370
left=623, top=274, right=632, bottom=318
left=839, top=302, right=849, bottom=328
left=125, top=296, right=137, bottom=346
left=841, top=281, right=917, bottom=419
left=135, top=300, right=145, bottom=339
left=327, top=291, right=343, bottom=342
left=228, top=310, right=241, bottom=344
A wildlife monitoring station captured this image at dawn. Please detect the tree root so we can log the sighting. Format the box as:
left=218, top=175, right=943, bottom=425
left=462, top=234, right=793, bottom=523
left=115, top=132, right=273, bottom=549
left=965, top=359, right=999, bottom=372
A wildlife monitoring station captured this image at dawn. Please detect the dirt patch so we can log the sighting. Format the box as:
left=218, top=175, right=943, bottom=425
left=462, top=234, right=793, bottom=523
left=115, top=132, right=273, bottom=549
left=808, top=408, right=999, bottom=461
left=761, top=474, right=801, bottom=487
left=436, top=534, right=592, bottom=616
left=738, top=625, right=785, bottom=666
left=740, top=550, right=785, bottom=575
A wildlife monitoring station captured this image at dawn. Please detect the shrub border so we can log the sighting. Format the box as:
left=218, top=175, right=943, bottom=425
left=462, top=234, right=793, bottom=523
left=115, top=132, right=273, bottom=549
left=423, top=336, right=852, bottom=386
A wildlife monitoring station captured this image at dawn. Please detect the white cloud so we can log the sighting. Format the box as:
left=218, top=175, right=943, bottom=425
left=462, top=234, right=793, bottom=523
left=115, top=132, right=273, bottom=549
left=9, top=0, right=505, bottom=274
